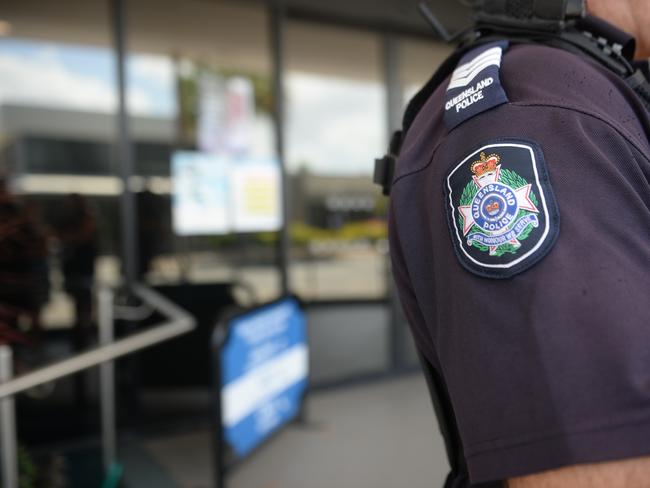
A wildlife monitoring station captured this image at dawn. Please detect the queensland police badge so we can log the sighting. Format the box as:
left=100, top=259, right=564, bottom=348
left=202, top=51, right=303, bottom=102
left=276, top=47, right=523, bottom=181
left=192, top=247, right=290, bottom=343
left=444, top=140, right=560, bottom=279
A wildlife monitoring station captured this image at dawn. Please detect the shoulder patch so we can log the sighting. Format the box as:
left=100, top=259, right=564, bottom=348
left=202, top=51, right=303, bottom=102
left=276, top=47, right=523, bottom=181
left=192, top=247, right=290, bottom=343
left=444, top=41, right=509, bottom=130
left=444, top=139, right=560, bottom=279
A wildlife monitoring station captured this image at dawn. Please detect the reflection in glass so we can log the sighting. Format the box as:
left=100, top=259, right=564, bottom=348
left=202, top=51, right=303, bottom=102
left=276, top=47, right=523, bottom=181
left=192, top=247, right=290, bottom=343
left=286, top=26, right=388, bottom=300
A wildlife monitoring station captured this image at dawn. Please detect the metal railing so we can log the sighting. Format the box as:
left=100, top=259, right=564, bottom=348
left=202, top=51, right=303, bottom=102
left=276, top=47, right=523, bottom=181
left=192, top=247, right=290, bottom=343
left=0, top=283, right=196, bottom=488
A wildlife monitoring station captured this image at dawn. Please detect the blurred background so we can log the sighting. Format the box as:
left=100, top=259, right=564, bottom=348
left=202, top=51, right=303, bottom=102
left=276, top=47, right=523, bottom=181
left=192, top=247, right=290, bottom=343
left=0, top=0, right=470, bottom=486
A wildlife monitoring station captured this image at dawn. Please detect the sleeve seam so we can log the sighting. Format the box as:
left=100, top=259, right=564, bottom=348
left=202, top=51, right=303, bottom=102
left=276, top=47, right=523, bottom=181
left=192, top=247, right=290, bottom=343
left=511, top=100, right=650, bottom=166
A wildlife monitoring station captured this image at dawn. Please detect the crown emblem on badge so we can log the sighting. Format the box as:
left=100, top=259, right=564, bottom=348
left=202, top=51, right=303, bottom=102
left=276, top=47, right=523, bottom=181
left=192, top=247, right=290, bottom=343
left=471, top=152, right=500, bottom=177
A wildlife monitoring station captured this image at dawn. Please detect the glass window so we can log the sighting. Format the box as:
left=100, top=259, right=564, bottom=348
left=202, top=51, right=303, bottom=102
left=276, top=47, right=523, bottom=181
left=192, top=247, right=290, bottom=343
left=125, top=0, right=280, bottom=302
left=286, top=21, right=388, bottom=301
left=400, top=37, right=453, bottom=106
left=0, top=2, right=118, bottom=337
left=0, top=3, right=120, bottom=479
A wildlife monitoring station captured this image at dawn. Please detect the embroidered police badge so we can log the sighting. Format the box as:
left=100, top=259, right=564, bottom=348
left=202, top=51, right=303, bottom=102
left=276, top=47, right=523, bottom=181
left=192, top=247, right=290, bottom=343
left=444, top=139, right=560, bottom=279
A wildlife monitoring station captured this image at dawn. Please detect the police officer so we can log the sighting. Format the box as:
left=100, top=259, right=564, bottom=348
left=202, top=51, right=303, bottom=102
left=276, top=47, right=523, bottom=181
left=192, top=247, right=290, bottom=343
left=385, top=0, right=650, bottom=486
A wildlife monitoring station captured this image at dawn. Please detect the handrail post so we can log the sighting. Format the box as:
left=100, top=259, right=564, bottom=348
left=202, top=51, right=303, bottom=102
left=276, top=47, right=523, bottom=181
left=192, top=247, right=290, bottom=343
left=0, top=345, right=18, bottom=488
left=98, top=288, right=117, bottom=474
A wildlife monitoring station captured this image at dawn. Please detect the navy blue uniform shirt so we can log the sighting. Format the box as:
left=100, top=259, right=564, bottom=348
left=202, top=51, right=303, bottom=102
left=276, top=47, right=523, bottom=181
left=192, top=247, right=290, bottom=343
left=389, top=39, right=650, bottom=482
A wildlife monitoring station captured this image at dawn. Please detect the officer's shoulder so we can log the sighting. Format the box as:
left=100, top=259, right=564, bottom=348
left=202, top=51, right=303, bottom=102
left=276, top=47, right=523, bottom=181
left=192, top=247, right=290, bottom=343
left=393, top=41, right=647, bottom=186
left=446, top=41, right=647, bottom=146
left=499, top=43, right=638, bottom=124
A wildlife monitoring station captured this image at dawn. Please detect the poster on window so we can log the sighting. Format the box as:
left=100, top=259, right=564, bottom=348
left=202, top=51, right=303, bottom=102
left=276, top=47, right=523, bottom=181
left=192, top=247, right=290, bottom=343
left=172, top=151, right=230, bottom=236
left=172, top=151, right=281, bottom=236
